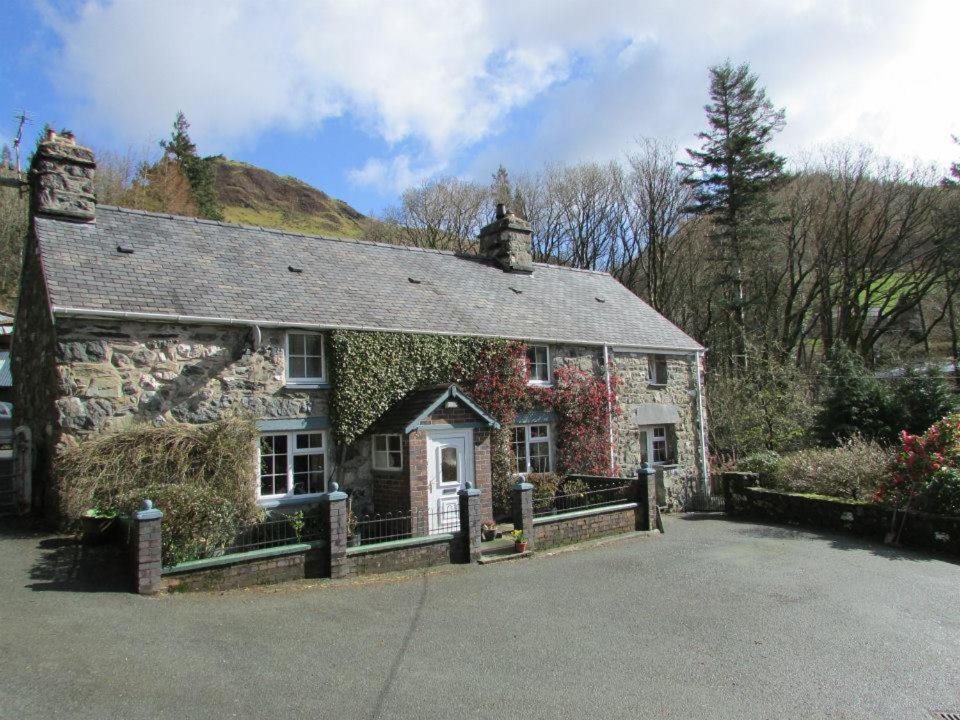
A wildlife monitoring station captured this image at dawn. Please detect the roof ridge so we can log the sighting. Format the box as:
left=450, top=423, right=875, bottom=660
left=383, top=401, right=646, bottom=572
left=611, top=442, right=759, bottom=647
left=94, top=204, right=613, bottom=278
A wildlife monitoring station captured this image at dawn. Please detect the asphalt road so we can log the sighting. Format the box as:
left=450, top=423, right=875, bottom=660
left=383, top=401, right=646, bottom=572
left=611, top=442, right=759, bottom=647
left=0, top=514, right=958, bottom=720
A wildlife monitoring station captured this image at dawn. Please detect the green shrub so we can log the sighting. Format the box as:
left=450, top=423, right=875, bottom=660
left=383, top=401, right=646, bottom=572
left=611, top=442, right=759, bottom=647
left=895, top=369, right=958, bottom=435
left=58, top=417, right=262, bottom=565
left=768, top=436, right=889, bottom=501
left=526, top=472, right=561, bottom=512
left=736, top=450, right=781, bottom=480
left=921, top=468, right=960, bottom=516
left=817, top=346, right=897, bottom=444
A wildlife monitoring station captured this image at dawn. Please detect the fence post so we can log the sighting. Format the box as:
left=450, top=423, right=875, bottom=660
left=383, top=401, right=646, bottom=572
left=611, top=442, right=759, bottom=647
left=458, top=481, right=482, bottom=563
left=131, top=499, right=163, bottom=595
left=636, top=464, right=657, bottom=531
left=322, top=482, right=351, bottom=579
left=511, top=481, right=534, bottom=551
left=13, top=426, right=32, bottom=513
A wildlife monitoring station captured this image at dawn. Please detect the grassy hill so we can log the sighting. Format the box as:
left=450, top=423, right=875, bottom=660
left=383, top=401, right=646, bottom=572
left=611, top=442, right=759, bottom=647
left=210, top=157, right=366, bottom=238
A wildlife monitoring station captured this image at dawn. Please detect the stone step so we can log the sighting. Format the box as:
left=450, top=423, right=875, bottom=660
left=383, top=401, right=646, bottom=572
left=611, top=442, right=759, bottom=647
left=477, top=547, right=533, bottom=565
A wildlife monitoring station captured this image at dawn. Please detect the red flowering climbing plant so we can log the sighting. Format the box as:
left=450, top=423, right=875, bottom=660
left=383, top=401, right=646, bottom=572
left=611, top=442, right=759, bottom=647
left=875, top=413, right=960, bottom=512
left=550, top=364, right=622, bottom=476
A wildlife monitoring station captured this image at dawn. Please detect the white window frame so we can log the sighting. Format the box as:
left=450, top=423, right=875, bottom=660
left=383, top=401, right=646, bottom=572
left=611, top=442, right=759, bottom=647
left=526, top=344, right=552, bottom=386
left=285, top=331, right=326, bottom=386
left=639, top=425, right=671, bottom=466
left=372, top=433, right=404, bottom=471
left=510, top=423, right=554, bottom=475
left=647, top=354, right=668, bottom=387
left=257, top=430, right=329, bottom=501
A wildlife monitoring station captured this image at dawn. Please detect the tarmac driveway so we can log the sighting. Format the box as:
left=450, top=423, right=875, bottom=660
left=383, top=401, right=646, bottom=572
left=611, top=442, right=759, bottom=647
left=0, top=514, right=957, bottom=720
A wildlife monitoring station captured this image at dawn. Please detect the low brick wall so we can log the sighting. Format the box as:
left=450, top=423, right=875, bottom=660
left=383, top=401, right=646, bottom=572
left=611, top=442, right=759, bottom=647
left=723, top=473, right=960, bottom=557
left=344, top=534, right=456, bottom=577
left=162, top=544, right=325, bottom=592
left=532, top=503, right=638, bottom=551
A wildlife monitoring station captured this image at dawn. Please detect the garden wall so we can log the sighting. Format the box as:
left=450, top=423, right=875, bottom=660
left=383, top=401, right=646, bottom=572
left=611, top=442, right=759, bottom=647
left=532, top=503, right=638, bottom=550
left=343, top=534, right=456, bottom=576
left=723, top=472, right=960, bottom=557
left=163, top=544, right=324, bottom=592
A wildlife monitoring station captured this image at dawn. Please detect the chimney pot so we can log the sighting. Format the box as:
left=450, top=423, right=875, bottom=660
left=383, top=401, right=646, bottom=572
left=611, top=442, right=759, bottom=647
left=29, top=130, right=96, bottom=222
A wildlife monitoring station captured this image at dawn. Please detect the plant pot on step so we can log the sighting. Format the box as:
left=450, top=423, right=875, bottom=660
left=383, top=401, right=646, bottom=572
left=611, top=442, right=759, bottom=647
left=514, top=541, right=528, bottom=553
left=481, top=523, right=497, bottom=542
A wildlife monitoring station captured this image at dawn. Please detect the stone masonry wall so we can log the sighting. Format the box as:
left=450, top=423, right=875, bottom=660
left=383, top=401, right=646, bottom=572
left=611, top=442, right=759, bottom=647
left=612, top=351, right=702, bottom=507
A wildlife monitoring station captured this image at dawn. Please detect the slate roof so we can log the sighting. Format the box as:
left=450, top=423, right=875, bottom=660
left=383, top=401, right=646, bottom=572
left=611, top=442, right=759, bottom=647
left=35, top=205, right=703, bottom=351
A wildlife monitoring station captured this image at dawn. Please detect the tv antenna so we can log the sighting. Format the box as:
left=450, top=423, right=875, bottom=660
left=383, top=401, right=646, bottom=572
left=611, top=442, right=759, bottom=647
left=12, top=111, right=31, bottom=173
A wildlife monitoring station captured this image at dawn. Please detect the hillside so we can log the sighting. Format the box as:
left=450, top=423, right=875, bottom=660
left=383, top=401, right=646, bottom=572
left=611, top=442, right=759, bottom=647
left=210, top=157, right=367, bottom=238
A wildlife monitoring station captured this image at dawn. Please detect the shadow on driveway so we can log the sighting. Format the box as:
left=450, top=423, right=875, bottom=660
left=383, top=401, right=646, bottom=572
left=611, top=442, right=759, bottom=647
left=677, top=512, right=960, bottom=566
left=0, top=516, right=129, bottom=593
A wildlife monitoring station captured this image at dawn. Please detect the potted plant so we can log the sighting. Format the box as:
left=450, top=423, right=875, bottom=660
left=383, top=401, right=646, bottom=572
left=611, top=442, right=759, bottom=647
left=481, top=521, right=497, bottom=542
left=512, top=529, right=527, bottom=553
left=80, top=508, right=119, bottom=545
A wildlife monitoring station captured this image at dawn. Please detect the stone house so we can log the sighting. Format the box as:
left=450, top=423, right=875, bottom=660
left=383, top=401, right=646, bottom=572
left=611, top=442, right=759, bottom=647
left=12, top=132, right=708, bottom=524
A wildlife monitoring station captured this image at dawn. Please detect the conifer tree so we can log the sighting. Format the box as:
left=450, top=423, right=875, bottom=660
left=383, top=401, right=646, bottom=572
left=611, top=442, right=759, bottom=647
left=160, top=112, right=222, bottom=220
left=684, top=61, right=786, bottom=365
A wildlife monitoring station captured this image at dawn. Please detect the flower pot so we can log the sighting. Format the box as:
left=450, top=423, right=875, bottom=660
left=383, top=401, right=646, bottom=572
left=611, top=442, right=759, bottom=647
left=514, top=541, right=528, bottom=553
left=481, top=526, right=496, bottom=542
left=80, top=513, right=118, bottom=545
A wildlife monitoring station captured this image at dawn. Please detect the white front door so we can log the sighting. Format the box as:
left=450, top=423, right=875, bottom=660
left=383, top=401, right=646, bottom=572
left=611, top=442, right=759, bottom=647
left=426, top=429, right=474, bottom=533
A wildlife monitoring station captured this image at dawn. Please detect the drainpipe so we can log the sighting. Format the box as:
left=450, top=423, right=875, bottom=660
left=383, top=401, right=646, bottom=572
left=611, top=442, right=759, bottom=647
left=603, top=345, right=615, bottom=475
left=694, top=350, right=710, bottom=494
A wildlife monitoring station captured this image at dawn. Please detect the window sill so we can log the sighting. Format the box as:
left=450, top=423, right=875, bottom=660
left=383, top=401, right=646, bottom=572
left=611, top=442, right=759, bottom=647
left=257, top=494, right=324, bottom=509
left=526, top=381, right=553, bottom=388
left=284, top=381, right=330, bottom=390
left=647, top=383, right=667, bottom=389
left=372, top=467, right=405, bottom=474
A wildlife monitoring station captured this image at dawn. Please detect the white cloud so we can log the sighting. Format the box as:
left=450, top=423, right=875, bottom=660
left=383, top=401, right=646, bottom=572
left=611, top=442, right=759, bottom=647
left=346, top=154, right=442, bottom=194
left=43, top=0, right=960, bottom=192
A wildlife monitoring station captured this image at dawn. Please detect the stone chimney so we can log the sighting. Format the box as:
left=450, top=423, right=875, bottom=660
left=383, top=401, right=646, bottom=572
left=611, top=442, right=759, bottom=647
left=479, top=203, right=533, bottom=273
left=29, top=128, right=96, bottom=222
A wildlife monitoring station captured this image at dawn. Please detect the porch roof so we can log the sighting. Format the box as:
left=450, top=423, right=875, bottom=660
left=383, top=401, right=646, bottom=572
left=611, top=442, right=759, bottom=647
left=372, top=384, right=500, bottom=434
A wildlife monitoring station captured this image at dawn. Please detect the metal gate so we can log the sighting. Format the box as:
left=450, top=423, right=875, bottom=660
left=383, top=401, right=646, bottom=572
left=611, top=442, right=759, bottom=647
left=683, top=490, right=725, bottom=513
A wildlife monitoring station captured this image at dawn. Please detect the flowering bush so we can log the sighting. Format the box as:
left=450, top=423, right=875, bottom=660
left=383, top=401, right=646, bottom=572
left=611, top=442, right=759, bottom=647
left=765, top=436, right=888, bottom=500
left=551, top=365, right=621, bottom=476
left=875, top=413, right=960, bottom=515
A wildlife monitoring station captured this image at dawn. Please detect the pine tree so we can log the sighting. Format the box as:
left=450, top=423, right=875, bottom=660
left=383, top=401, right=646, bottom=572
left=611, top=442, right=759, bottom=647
left=0, top=145, right=11, bottom=171
left=684, top=61, right=786, bottom=366
left=490, top=164, right=511, bottom=207
left=160, top=112, right=222, bottom=220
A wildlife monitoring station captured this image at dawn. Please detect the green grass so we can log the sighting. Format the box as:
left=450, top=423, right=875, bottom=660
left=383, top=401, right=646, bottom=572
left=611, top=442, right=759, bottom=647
left=222, top=206, right=364, bottom=239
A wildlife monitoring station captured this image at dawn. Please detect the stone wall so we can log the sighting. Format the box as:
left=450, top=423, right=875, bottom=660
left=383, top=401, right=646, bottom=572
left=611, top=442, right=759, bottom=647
left=344, top=536, right=455, bottom=576
left=723, top=473, right=960, bottom=557
left=612, top=351, right=702, bottom=506
left=533, top=505, right=637, bottom=550
left=163, top=549, right=318, bottom=592
left=11, top=232, right=61, bottom=511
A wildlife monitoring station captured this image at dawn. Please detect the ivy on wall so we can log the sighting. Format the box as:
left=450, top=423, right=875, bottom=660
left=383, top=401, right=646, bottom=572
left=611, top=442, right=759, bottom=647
left=328, top=329, right=623, bottom=515
left=328, top=330, right=511, bottom=445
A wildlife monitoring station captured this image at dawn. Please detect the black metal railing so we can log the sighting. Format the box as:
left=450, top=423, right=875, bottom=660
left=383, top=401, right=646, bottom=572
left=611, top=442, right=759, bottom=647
left=533, top=478, right=633, bottom=518
left=219, top=511, right=325, bottom=556
left=353, top=504, right=461, bottom=547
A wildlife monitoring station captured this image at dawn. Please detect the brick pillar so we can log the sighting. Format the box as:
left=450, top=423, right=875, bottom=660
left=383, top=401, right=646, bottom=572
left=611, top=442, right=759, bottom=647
left=636, top=464, right=657, bottom=531
left=131, top=499, right=163, bottom=595
left=323, top=482, right=351, bottom=579
left=511, top=481, right=534, bottom=550
left=457, top=482, right=482, bottom=563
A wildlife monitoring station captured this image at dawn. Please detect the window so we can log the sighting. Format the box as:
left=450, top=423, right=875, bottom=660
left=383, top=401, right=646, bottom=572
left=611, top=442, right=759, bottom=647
left=258, top=431, right=327, bottom=499
left=639, top=425, right=672, bottom=466
left=511, top=423, right=553, bottom=474
left=372, top=434, right=403, bottom=471
left=286, top=332, right=325, bottom=385
left=526, top=345, right=551, bottom=385
left=647, top=354, right=668, bottom=386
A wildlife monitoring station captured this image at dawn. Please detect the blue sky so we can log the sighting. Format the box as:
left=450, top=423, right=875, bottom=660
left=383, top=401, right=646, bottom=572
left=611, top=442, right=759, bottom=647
left=2, top=0, right=958, bottom=217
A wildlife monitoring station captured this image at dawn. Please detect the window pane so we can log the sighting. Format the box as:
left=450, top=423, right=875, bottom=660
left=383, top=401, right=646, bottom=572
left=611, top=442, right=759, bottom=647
left=639, top=431, right=648, bottom=465
left=260, top=434, right=287, bottom=496
left=653, top=441, right=667, bottom=463
left=297, top=433, right=323, bottom=449
left=374, top=435, right=386, bottom=451
left=293, top=454, right=324, bottom=495
left=388, top=450, right=402, bottom=469
left=530, top=440, right=550, bottom=472
left=289, top=356, right=306, bottom=378
left=289, top=333, right=305, bottom=355
left=653, top=427, right=666, bottom=438
left=440, top=447, right=458, bottom=484
left=388, top=435, right=401, bottom=452
left=530, top=425, right=547, bottom=439
left=305, top=355, right=324, bottom=378
left=304, top=334, right=322, bottom=356
left=511, top=427, right=527, bottom=473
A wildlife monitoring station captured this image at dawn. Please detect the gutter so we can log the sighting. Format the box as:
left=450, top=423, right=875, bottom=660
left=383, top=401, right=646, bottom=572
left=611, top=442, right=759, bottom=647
left=694, top=350, right=710, bottom=494
left=49, top=306, right=704, bottom=354
left=603, top=344, right=615, bottom=474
